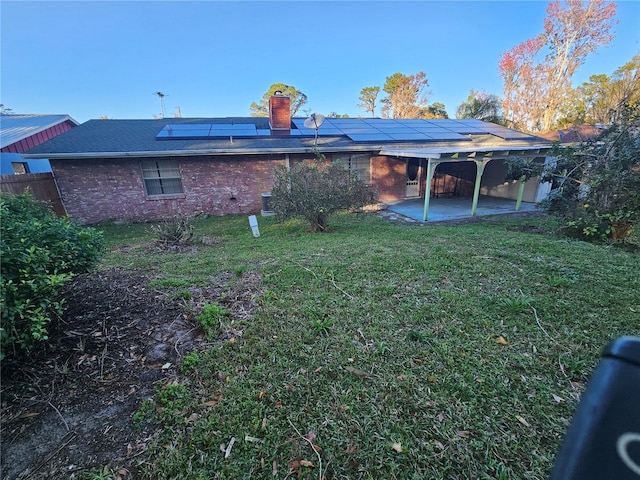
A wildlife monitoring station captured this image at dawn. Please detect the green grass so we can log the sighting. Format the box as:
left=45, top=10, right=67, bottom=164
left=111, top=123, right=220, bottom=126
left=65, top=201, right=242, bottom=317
left=99, top=213, right=640, bottom=479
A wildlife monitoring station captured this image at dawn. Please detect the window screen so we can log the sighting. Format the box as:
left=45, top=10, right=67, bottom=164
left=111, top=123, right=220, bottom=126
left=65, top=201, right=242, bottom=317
left=349, top=154, right=371, bottom=183
left=141, top=159, right=183, bottom=195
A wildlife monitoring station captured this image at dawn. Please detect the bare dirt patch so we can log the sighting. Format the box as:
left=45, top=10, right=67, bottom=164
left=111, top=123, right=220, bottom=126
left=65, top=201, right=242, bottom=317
left=1, top=266, right=262, bottom=480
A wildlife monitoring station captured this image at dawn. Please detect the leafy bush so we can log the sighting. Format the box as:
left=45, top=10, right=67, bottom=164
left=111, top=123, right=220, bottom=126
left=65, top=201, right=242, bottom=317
left=507, top=103, right=640, bottom=243
left=0, top=192, right=105, bottom=359
left=270, top=151, right=377, bottom=232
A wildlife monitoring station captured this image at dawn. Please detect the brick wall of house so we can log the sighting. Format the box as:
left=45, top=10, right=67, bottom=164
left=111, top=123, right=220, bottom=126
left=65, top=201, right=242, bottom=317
left=370, top=155, right=407, bottom=202
left=51, top=155, right=285, bottom=224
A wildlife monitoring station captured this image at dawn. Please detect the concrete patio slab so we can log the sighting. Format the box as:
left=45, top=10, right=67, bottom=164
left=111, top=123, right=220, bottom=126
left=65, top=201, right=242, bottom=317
left=385, top=195, right=539, bottom=222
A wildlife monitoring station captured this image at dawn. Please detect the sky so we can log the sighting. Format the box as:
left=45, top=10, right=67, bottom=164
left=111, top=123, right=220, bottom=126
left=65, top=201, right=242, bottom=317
left=1, top=0, right=639, bottom=124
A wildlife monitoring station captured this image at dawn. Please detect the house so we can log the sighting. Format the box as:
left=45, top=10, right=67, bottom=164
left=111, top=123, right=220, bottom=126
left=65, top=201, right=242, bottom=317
left=24, top=94, right=553, bottom=224
left=0, top=114, right=78, bottom=175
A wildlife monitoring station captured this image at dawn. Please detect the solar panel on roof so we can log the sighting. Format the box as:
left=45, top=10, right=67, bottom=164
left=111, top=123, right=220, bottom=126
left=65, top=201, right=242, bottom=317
left=210, top=124, right=255, bottom=130
left=209, top=128, right=257, bottom=137
left=347, top=133, right=394, bottom=142
left=338, top=128, right=375, bottom=134
left=377, top=126, right=415, bottom=133
left=424, top=132, right=471, bottom=140
left=163, top=123, right=212, bottom=130
left=388, top=133, right=432, bottom=141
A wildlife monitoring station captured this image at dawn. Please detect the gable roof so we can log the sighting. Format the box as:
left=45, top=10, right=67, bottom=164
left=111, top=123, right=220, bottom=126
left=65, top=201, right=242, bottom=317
left=0, top=114, right=79, bottom=149
left=24, top=117, right=552, bottom=159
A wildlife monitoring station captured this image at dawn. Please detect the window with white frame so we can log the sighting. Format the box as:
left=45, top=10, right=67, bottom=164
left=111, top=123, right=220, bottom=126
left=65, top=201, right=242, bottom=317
left=334, top=153, right=372, bottom=183
left=140, top=159, right=183, bottom=195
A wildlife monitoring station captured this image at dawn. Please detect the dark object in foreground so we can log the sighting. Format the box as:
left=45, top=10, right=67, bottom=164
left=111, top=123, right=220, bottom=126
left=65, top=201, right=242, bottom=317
left=550, top=336, right=640, bottom=479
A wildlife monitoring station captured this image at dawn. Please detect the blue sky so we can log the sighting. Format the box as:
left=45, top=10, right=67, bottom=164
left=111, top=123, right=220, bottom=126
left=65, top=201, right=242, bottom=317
left=1, top=1, right=639, bottom=123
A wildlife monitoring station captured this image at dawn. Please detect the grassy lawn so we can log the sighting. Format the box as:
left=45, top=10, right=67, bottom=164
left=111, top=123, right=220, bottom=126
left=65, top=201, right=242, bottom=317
left=99, top=212, right=639, bottom=480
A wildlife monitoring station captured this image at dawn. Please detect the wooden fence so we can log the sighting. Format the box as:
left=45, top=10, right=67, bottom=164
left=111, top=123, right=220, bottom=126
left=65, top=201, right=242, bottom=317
left=0, top=172, right=66, bottom=217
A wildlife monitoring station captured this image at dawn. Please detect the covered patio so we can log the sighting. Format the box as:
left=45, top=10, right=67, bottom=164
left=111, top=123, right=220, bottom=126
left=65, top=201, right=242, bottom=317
left=385, top=195, right=539, bottom=222
left=380, top=144, right=552, bottom=221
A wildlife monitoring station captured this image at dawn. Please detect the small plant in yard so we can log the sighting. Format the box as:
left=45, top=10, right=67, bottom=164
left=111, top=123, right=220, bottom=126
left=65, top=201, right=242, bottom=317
left=180, top=350, right=202, bottom=373
left=195, top=303, right=229, bottom=340
left=150, top=214, right=194, bottom=246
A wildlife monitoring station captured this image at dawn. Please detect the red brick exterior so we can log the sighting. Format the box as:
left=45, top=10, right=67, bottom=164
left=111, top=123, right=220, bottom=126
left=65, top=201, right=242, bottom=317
left=51, top=155, right=286, bottom=224
left=51, top=152, right=410, bottom=224
left=371, top=155, right=407, bottom=203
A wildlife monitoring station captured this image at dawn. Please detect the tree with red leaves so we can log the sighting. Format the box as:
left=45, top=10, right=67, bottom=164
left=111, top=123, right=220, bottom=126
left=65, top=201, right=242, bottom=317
left=499, top=0, right=617, bottom=133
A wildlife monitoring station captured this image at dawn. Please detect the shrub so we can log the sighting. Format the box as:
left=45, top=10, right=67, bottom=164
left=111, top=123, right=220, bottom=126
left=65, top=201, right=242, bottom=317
left=150, top=214, right=194, bottom=246
left=270, top=150, right=377, bottom=232
left=0, top=192, right=105, bottom=359
left=508, top=103, right=640, bottom=243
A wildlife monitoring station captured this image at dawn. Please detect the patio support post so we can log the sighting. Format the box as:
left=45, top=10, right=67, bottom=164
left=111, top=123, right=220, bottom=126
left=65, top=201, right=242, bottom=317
left=423, top=158, right=438, bottom=221
left=470, top=160, right=488, bottom=216
left=515, top=175, right=526, bottom=211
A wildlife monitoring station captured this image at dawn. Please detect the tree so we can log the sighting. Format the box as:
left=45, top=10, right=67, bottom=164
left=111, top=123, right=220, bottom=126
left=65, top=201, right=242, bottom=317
left=455, top=90, right=505, bottom=124
left=514, top=103, right=640, bottom=243
left=327, top=112, right=350, bottom=118
left=270, top=151, right=377, bottom=233
left=381, top=72, right=430, bottom=119
left=249, top=83, right=308, bottom=117
left=558, top=54, right=640, bottom=127
left=499, top=0, right=617, bottom=132
left=418, top=102, right=449, bottom=119
left=358, top=86, right=380, bottom=117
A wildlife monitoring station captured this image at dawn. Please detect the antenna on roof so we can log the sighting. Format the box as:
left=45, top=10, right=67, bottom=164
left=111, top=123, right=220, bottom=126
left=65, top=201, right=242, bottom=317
left=304, top=113, right=325, bottom=146
left=154, top=91, right=167, bottom=119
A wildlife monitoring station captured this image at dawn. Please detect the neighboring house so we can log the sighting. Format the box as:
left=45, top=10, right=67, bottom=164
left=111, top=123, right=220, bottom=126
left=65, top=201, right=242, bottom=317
left=0, top=114, right=78, bottom=174
left=24, top=94, right=553, bottom=224
left=538, top=125, right=604, bottom=144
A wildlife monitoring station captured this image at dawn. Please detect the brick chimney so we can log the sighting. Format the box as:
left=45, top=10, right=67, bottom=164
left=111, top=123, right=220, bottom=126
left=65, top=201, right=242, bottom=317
left=269, top=91, right=291, bottom=134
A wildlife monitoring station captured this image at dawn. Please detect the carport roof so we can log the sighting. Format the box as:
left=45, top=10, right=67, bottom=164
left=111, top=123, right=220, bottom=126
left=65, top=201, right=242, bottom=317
left=379, top=144, right=551, bottom=160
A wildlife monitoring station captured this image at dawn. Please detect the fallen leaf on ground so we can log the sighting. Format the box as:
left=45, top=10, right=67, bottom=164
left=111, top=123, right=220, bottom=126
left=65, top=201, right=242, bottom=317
left=300, top=460, right=314, bottom=468
left=345, top=366, right=376, bottom=379
left=516, top=415, right=531, bottom=427
left=456, top=430, right=470, bottom=437
left=392, top=442, right=403, bottom=453
left=345, top=444, right=358, bottom=454
left=304, top=431, right=316, bottom=443
left=552, top=393, right=565, bottom=403
left=495, top=336, right=508, bottom=345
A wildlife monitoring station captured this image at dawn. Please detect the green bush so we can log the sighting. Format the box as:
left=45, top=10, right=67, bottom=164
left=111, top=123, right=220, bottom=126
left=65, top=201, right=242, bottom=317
left=270, top=150, right=377, bottom=232
left=0, top=192, right=106, bottom=359
left=543, top=105, right=639, bottom=243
